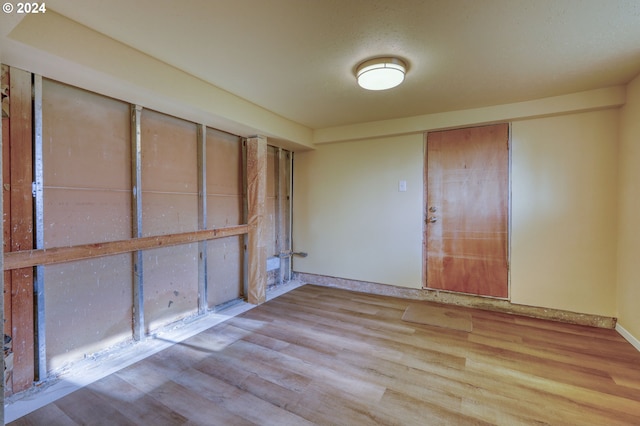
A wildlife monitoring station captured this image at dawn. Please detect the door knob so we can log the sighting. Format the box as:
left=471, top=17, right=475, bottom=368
left=429, top=206, right=437, bottom=213
left=428, top=216, right=437, bottom=223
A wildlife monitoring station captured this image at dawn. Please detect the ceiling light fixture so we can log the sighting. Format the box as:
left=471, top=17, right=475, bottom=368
left=356, top=57, right=407, bottom=91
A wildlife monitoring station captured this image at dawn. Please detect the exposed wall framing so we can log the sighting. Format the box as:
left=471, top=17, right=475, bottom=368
left=2, top=66, right=36, bottom=392
left=1, top=64, right=7, bottom=410
left=197, top=124, right=207, bottom=314
left=141, top=108, right=199, bottom=332
left=278, top=149, right=293, bottom=284
left=131, top=104, right=144, bottom=341
left=41, top=79, right=132, bottom=372
left=1, top=71, right=283, bottom=389
left=266, top=146, right=278, bottom=285
left=246, top=136, right=267, bottom=304
left=265, top=146, right=293, bottom=287
left=206, top=128, right=244, bottom=308
left=32, top=74, right=44, bottom=383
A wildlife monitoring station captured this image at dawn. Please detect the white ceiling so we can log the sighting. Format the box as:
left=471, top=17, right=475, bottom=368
left=9, top=0, right=640, bottom=129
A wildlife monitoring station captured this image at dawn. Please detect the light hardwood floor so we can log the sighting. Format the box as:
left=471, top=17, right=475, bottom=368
left=9, top=284, right=640, bottom=425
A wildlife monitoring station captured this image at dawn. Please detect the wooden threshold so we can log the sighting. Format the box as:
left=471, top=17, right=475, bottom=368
left=7, top=284, right=640, bottom=425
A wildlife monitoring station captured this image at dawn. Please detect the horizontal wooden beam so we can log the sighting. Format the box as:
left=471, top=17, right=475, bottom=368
left=3, top=225, right=250, bottom=271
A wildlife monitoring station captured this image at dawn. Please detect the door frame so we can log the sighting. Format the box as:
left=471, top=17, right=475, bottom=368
left=422, top=123, right=512, bottom=300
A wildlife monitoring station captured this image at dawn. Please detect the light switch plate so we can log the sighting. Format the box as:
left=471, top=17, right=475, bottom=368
left=399, top=180, right=407, bottom=192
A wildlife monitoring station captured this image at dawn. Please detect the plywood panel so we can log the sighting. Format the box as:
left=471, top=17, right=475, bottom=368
left=41, top=79, right=132, bottom=372
left=206, top=128, right=242, bottom=196
left=45, top=255, right=133, bottom=372
left=142, top=245, right=198, bottom=331
left=42, top=79, right=130, bottom=190
left=141, top=110, right=198, bottom=330
left=206, top=128, right=243, bottom=228
left=206, top=195, right=243, bottom=228
left=206, top=236, right=244, bottom=307
left=142, top=192, right=198, bottom=236
left=204, top=128, right=244, bottom=306
left=141, top=109, right=197, bottom=194
left=44, top=189, right=131, bottom=247
left=142, top=193, right=199, bottom=330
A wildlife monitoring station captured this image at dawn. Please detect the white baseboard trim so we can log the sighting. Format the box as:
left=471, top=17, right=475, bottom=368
left=616, top=323, right=640, bottom=352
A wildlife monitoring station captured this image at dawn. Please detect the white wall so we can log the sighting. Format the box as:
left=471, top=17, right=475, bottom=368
left=293, top=134, right=424, bottom=288
left=617, top=72, right=640, bottom=340
left=510, top=110, right=618, bottom=316
left=294, top=109, right=620, bottom=317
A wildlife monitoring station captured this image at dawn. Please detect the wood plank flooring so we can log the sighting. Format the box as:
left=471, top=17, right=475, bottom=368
left=9, top=284, right=640, bottom=425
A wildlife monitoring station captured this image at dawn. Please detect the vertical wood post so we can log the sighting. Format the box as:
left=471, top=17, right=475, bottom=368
left=0, top=64, right=6, bottom=423
left=246, top=136, right=267, bottom=304
left=197, top=124, right=208, bottom=314
left=8, top=67, right=35, bottom=390
left=131, top=105, right=144, bottom=341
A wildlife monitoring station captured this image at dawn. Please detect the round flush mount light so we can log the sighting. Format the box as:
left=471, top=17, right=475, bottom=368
left=356, top=57, right=407, bottom=91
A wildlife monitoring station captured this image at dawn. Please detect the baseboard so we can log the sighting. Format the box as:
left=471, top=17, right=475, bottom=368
left=293, top=272, right=617, bottom=329
left=616, top=323, right=640, bottom=352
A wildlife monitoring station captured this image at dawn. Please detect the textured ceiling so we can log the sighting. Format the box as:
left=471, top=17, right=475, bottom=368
left=13, top=0, right=640, bottom=129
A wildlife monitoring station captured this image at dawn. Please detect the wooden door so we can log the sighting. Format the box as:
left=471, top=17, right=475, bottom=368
left=425, top=123, right=509, bottom=298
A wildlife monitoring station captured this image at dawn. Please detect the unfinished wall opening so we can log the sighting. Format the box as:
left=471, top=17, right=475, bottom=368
left=2, top=66, right=295, bottom=393
left=42, top=79, right=134, bottom=371
left=140, top=109, right=199, bottom=331
left=206, top=129, right=244, bottom=308
left=265, top=146, right=292, bottom=287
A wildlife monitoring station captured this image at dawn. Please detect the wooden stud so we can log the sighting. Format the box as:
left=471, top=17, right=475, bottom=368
left=2, top=64, right=11, bottom=350
left=0, top=63, right=6, bottom=420
left=242, top=139, right=249, bottom=299
left=246, top=136, right=267, bottom=304
left=8, top=67, right=35, bottom=390
left=276, top=148, right=292, bottom=285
